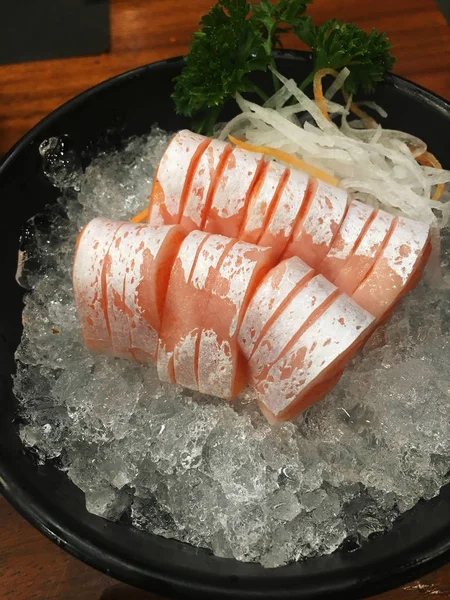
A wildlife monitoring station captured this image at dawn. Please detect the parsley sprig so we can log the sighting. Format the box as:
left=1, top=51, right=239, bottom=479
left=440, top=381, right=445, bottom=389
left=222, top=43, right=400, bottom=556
left=172, top=0, right=395, bottom=134
left=295, top=17, right=396, bottom=93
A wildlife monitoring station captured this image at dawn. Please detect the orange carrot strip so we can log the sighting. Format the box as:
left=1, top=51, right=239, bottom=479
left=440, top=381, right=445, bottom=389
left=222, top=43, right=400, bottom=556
left=314, top=68, right=377, bottom=129
left=313, top=68, right=340, bottom=121
left=130, top=208, right=149, bottom=223
left=416, top=151, right=445, bottom=201
left=228, top=135, right=340, bottom=188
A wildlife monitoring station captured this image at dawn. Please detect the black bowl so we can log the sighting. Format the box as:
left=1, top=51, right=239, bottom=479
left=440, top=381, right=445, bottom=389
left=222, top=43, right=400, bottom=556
left=1, top=50, right=450, bottom=600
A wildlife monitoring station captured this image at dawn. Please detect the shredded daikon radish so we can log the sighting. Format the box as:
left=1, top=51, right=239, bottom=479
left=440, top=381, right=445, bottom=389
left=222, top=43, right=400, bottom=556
left=325, top=99, right=349, bottom=115
left=263, top=83, right=293, bottom=110
left=270, top=67, right=337, bottom=134
left=369, top=125, right=383, bottom=145
left=278, top=103, right=307, bottom=117
left=422, top=168, right=450, bottom=185
left=217, top=112, right=257, bottom=141
left=325, top=67, right=350, bottom=100
left=218, top=67, right=450, bottom=228
left=355, top=100, right=388, bottom=118
left=235, top=94, right=325, bottom=155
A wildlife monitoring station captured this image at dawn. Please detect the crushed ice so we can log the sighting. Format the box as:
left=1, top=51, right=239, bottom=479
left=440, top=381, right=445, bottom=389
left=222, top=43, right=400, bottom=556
left=13, top=127, right=450, bottom=568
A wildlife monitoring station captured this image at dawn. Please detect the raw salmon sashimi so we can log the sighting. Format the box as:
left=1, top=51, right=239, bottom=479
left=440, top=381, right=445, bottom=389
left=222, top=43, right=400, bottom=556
left=148, top=130, right=210, bottom=227
left=73, top=217, right=122, bottom=355
left=73, top=218, right=185, bottom=362
left=158, top=232, right=275, bottom=398
left=157, top=230, right=218, bottom=384
left=76, top=129, right=434, bottom=422
left=258, top=168, right=310, bottom=259
left=74, top=215, right=429, bottom=422
left=204, top=146, right=265, bottom=238
left=148, top=131, right=351, bottom=269
left=238, top=257, right=313, bottom=361
left=172, top=233, right=235, bottom=389
left=248, top=274, right=339, bottom=384
left=180, top=139, right=232, bottom=233
left=283, top=179, right=348, bottom=269
left=146, top=132, right=431, bottom=321
left=239, top=161, right=288, bottom=244
left=319, top=200, right=375, bottom=283
left=333, top=210, right=396, bottom=295
left=197, top=240, right=276, bottom=399
left=352, top=216, right=431, bottom=318
left=104, top=222, right=142, bottom=362
left=254, top=294, right=375, bottom=423
left=103, top=222, right=185, bottom=363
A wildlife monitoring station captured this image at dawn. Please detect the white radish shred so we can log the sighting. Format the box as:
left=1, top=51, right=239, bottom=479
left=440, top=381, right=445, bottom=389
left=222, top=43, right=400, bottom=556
left=355, top=100, right=388, bottom=118
left=217, top=68, right=450, bottom=227
left=325, top=67, right=351, bottom=100
left=263, top=82, right=293, bottom=110
left=216, top=112, right=256, bottom=141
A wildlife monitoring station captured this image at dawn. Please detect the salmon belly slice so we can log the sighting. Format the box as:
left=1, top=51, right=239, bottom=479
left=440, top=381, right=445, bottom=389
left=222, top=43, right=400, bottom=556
left=249, top=275, right=338, bottom=384
left=258, top=168, right=310, bottom=259
left=255, top=294, right=375, bottom=423
left=104, top=223, right=139, bottom=361
left=333, top=210, right=395, bottom=295
left=319, top=200, right=375, bottom=283
left=73, top=218, right=185, bottom=362
left=283, top=179, right=348, bottom=269
left=239, top=161, right=287, bottom=244
left=352, top=216, right=431, bottom=318
left=197, top=240, right=276, bottom=399
left=238, top=257, right=313, bottom=362
left=104, top=222, right=185, bottom=363
left=173, top=233, right=234, bottom=389
left=157, top=230, right=216, bottom=384
left=180, top=139, right=232, bottom=233
left=204, top=147, right=265, bottom=238
left=73, top=217, right=122, bottom=355
left=148, top=130, right=210, bottom=227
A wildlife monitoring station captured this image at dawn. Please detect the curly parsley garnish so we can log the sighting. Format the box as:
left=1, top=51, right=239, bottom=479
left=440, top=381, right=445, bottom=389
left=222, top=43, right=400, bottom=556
left=172, top=0, right=395, bottom=134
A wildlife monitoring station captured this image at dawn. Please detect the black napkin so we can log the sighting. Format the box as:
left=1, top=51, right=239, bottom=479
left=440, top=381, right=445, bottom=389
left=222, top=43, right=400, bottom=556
left=436, top=0, right=450, bottom=24
left=0, top=0, right=110, bottom=66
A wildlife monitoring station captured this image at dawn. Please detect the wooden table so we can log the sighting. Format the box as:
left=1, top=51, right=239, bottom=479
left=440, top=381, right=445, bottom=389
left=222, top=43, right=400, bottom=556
left=1, top=0, right=450, bottom=598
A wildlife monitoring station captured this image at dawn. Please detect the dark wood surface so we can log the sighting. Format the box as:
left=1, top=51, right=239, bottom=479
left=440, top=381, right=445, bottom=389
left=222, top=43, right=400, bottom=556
left=1, top=0, right=450, bottom=598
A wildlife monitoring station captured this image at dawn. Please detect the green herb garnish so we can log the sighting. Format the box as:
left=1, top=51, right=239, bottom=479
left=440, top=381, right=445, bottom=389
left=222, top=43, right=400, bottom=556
left=295, top=17, right=396, bottom=93
left=172, top=0, right=396, bottom=134
left=252, top=0, right=312, bottom=53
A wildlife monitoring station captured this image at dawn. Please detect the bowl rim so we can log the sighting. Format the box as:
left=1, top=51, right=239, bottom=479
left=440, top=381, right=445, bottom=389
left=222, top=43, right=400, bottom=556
left=1, top=49, right=450, bottom=600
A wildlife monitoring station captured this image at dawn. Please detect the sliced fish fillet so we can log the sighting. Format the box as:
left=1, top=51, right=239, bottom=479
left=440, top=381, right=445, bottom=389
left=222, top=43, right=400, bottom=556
left=104, top=222, right=185, bottom=363
left=239, top=257, right=313, bottom=361
left=73, top=218, right=185, bottom=363
left=258, top=168, right=310, bottom=259
left=73, top=217, right=122, bottom=355
left=180, top=139, right=232, bottom=233
left=173, top=233, right=234, bottom=389
left=333, top=210, right=395, bottom=295
left=239, top=161, right=287, bottom=244
left=319, top=200, right=375, bottom=283
left=157, top=230, right=212, bottom=384
left=75, top=128, right=434, bottom=423
left=197, top=240, right=276, bottom=399
left=255, top=294, right=374, bottom=422
left=352, top=216, right=431, bottom=318
left=249, top=275, right=338, bottom=383
left=283, top=179, right=348, bottom=269
left=148, top=130, right=210, bottom=226
left=204, top=146, right=265, bottom=238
